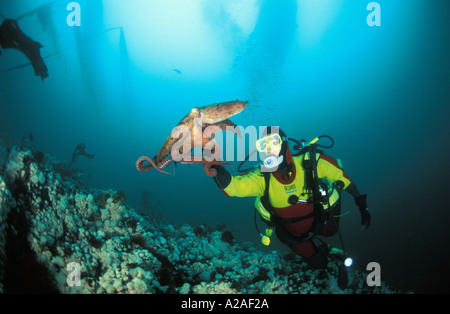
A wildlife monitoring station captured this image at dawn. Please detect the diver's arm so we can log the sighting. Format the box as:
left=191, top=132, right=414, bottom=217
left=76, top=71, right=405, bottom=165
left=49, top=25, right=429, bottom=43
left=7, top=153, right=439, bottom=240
left=211, top=165, right=232, bottom=189
left=317, top=154, right=352, bottom=188
left=345, top=182, right=361, bottom=198
left=317, top=155, right=370, bottom=230
left=345, top=182, right=370, bottom=230
left=210, top=165, right=264, bottom=198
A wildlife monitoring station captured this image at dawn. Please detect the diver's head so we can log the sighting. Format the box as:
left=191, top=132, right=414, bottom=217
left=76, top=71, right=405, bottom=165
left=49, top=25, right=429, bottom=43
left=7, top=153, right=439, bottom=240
left=258, top=127, right=291, bottom=172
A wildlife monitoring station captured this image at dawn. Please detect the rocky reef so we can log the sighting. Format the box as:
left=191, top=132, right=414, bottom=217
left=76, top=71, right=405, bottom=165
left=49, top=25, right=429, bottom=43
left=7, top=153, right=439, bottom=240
left=0, top=136, right=400, bottom=294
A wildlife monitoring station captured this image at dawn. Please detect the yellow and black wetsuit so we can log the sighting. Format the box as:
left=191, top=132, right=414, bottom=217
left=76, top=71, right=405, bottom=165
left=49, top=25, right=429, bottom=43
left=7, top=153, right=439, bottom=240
left=213, top=148, right=358, bottom=268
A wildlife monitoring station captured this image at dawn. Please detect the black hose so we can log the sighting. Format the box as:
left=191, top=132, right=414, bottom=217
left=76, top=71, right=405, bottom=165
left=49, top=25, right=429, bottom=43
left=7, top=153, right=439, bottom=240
left=316, top=135, right=334, bottom=149
left=237, top=149, right=259, bottom=173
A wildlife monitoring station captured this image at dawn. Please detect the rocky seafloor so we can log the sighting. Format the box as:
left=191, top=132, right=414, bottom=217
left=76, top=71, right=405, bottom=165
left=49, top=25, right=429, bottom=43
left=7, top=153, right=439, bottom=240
left=0, top=135, right=402, bottom=294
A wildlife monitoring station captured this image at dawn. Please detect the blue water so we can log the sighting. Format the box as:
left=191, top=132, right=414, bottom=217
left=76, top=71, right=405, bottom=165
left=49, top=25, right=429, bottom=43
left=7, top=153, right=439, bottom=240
left=1, top=0, right=449, bottom=293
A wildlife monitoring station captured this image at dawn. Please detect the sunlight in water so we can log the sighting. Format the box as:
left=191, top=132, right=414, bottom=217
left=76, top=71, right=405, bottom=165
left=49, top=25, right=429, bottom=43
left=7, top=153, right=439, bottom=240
left=296, top=0, right=344, bottom=47
left=103, top=0, right=259, bottom=80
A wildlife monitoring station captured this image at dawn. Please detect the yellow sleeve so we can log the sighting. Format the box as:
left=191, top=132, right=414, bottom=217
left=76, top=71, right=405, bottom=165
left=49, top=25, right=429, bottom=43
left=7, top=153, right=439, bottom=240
left=317, top=154, right=353, bottom=189
left=222, top=168, right=265, bottom=198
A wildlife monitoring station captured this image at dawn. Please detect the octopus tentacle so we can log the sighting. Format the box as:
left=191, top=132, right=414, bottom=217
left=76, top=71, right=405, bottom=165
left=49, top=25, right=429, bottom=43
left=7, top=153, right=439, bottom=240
left=136, top=155, right=232, bottom=176
left=177, top=156, right=232, bottom=176
left=136, top=156, right=152, bottom=172
left=157, top=156, right=175, bottom=170
left=204, top=164, right=217, bottom=177
left=136, top=156, right=172, bottom=175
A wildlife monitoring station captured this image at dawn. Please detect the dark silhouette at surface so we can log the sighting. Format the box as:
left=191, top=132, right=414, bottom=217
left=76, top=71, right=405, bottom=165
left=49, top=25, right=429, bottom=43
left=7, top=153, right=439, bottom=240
left=0, top=18, right=48, bottom=80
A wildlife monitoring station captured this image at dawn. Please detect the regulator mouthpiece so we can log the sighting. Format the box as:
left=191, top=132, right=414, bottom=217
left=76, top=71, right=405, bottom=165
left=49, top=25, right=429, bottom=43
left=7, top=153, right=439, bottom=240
left=262, top=155, right=283, bottom=171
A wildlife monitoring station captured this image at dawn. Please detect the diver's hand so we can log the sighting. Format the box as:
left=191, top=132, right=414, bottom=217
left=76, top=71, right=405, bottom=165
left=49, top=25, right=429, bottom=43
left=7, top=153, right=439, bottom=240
left=210, top=165, right=231, bottom=189
left=355, top=194, right=371, bottom=230
left=207, top=164, right=221, bottom=176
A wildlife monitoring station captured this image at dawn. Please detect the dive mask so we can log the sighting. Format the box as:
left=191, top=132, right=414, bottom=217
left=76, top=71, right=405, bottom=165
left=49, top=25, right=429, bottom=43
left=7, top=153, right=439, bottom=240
left=256, top=133, right=283, bottom=153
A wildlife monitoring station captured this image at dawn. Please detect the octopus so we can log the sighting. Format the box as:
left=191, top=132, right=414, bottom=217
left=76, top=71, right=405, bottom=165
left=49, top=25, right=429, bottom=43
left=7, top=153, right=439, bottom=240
left=136, top=100, right=248, bottom=176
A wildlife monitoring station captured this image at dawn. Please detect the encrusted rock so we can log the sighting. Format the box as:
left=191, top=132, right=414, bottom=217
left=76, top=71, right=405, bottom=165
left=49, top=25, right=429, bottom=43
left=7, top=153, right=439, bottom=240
left=0, top=145, right=404, bottom=294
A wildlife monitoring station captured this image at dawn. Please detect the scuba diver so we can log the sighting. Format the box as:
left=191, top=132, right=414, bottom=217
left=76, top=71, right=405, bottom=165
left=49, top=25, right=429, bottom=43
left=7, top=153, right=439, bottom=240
left=209, top=127, right=370, bottom=287
left=69, top=143, right=95, bottom=168
left=0, top=17, right=48, bottom=80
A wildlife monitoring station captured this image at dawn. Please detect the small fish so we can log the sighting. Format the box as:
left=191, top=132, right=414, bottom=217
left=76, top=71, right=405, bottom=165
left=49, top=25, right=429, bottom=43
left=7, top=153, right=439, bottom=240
left=173, top=69, right=182, bottom=74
